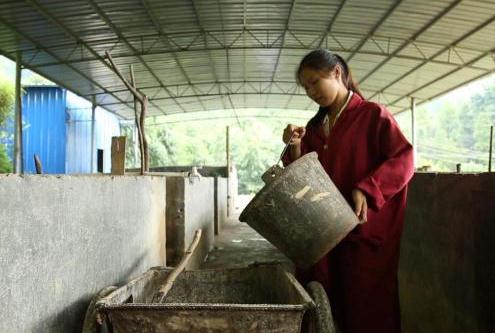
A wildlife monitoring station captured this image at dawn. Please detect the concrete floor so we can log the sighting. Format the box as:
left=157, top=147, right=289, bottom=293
left=202, top=214, right=293, bottom=272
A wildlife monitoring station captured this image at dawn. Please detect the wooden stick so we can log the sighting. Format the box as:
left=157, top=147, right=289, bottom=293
left=152, top=229, right=202, bottom=303
left=129, top=64, right=145, bottom=175
left=141, top=96, right=149, bottom=172
left=105, top=51, right=144, bottom=103
left=111, top=136, right=126, bottom=175
left=34, top=154, right=42, bottom=174
left=106, top=50, right=149, bottom=172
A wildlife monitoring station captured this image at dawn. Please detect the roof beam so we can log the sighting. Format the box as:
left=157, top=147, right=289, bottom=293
left=24, top=0, right=138, bottom=114
left=317, top=0, right=347, bottom=48
left=389, top=47, right=495, bottom=108
left=266, top=0, right=297, bottom=107
left=243, top=0, right=247, bottom=28
left=27, top=0, right=168, bottom=115
left=101, top=92, right=307, bottom=107
left=370, top=14, right=495, bottom=101
left=216, top=0, right=232, bottom=101
left=31, top=47, right=490, bottom=86
left=270, top=0, right=297, bottom=82
left=0, top=15, right=132, bottom=117
left=87, top=0, right=185, bottom=113
left=97, top=82, right=406, bottom=106
left=346, top=0, right=403, bottom=63
left=394, top=65, right=495, bottom=115
left=359, top=0, right=463, bottom=85
left=140, top=0, right=207, bottom=112
left=190, top=0, right=227, bottom=110
left=16, top=28, right=491, bottom=56
left=144, top=114, right=311, bottom=125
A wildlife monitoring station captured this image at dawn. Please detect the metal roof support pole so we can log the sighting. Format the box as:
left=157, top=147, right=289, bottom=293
left=489, top=125, right=493, bottom=172
left=13, top=51, right=23, bottom=174
left=410, top=97, right=416, bottom=168
left=90, top=96, right=96, bottom=173
left=226, top=125, right=232, bottom=216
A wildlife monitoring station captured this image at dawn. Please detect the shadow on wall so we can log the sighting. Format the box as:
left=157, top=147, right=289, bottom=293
left=400, top=173, right=495, bottom=333
left=33, top=252, right=148, bottom=333
left=0, top=175, right=166, bottom=333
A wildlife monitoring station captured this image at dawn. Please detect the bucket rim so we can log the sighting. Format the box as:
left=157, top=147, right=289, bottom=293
left=239, top=151, right=319, bottom=222
left=101, top=302, right=310, bottom=312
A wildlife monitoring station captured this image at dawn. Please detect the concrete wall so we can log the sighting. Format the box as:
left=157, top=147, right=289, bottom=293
left=0, top=175, right=166, bottom=333
left=129, top=166, right=228, bottom=178
left=166, top=176, right=214, bottom=269
left=227, top=164, right=238, bottom=216
left=214, top=177, right=228, bottom=235
left=400, top=173, right=495, bottom=333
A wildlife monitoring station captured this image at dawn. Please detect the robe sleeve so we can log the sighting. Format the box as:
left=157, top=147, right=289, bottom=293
left=355, top=109, right=414, bottom=211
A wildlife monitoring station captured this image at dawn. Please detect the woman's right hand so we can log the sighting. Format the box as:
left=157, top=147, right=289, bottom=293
left=283, top=124, right=306, bottom=146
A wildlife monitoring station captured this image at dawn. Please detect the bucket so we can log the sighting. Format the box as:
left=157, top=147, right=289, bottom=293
left=239, top=152, right=359, bottom=269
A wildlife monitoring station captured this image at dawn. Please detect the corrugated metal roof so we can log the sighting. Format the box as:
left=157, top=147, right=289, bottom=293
left=0, top=0, right=494, bottom=119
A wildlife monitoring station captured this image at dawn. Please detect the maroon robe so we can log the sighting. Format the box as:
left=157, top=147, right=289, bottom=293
left=284, top=93, right=414, bottom=333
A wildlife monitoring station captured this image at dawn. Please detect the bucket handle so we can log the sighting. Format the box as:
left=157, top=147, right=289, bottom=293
left=262, top=132, right=297, bottom=184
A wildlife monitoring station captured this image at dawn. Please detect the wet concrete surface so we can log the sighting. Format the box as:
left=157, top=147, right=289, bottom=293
left=202, top=214, right=293, bottom=272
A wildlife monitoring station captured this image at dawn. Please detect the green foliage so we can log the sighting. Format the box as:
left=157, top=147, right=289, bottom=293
left=396, top=82, right=495, bottom=172
left=0, top=144, right=11, bottom=173
left=0, top=77, right=14, bottom=173
left=122, top=116, right=290, bottom=194
left=121, top=124, right=137, bottom=169
left=0, top=78, right=13, bottom=125
left=125, top=79, right=495, bottom=192
left=231, top=120, right=284, bottom=194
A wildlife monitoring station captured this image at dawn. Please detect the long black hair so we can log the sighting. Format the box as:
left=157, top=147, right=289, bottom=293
left=296, top=49, right=363, bottom=128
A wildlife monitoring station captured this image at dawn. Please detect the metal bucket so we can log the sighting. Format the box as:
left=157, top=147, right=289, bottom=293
left=239, top=152, right=359, bottom=269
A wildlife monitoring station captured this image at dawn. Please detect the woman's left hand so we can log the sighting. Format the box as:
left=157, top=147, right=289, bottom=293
left=352, top=189, right=367, bottom=223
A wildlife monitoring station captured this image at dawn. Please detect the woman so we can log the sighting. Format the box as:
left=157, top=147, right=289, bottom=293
left=283, top=49, right=414, bottom=333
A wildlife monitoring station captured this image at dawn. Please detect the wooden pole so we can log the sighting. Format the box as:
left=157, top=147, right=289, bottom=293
left=34, top=154, right=42, bottom=174
left=105, top=51, right=144, bottom=103
left=226, top=126, right=231, bottom=169
left=106, top=52, right=149, bottom=173
left=152, top=229, right=202, bottom=303
left=141, top=96, right=149, bottom=172
left=111, top=136, right=126, bottom=175
left=226, top=126, right=231, bottom=216
left=90, top=96, right=96, bottom=173
left=129, top=65, right=145, bottom=174
left=13, top=51, right=23, bottom=174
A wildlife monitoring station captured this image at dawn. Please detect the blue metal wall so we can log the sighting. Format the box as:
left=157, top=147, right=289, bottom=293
left=9, top=86, right=120, bottom=174
left=22, top=86, right=67, bottom=173
left=65, top=93, right=120, bottom=174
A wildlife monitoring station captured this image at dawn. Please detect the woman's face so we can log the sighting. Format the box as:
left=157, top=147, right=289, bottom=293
left=299, top=67, right=342, bottom=107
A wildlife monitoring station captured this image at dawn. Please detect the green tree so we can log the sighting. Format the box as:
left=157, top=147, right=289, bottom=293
left=0, top=77, right=14, bottom=173
left=397, top=79, right=495, bottom=172
left=135, top=116, right=293, bottom=194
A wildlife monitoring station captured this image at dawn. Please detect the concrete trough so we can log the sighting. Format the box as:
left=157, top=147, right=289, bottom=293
left=400, top=172, right=495, bottom=333
left=214, top=176, right=228, bottom=235
left=166, top=176, right=215, bottom=269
